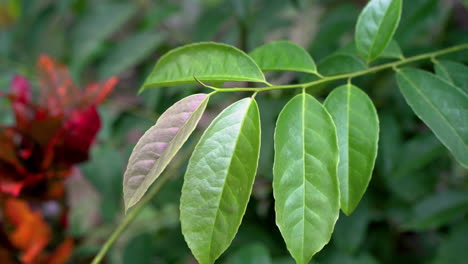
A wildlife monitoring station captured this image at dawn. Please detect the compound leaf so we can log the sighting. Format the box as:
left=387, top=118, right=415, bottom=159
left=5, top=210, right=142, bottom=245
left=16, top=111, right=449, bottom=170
left=324, top=84, right=379, bottom=215
left=273, top=93, right=340, bottom=264
left=180, top=98, right=261, bottom=264
left=355, top=0, right=402, bottom=62
left=249, top=41, right=317, bottom=74
left=123, top=94, right=209, bottom=211
left=142, top=42, right=265, bottom=90
left=396, top=68, right=468, bottom=168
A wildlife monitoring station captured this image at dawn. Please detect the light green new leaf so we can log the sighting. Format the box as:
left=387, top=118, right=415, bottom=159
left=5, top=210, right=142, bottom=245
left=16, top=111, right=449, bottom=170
left=180, top=98, right=261, bottom=264
left=355, top=0, right=402, bottom=62
left=324, top=85, right=379, bottom=215
left=396, top=68, right=468, bottom=168
left=123, top=94, right=209, bottom=211
left=249, top=41, right=317, bottom=74
left=142, top=42, right=265, bottom=90
left=318, top=54, right=367, bottom=76
left=434, top=60, right=468, bottom=93
left=99, top=31, right=165, bottom=78
left=274, top=93, right=340, bottom=264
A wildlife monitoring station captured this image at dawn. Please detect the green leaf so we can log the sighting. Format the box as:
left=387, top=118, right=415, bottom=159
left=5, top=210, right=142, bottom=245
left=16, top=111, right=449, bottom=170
left=180, top=98, right=261, bottom=264
left=434, top=60, right=468, bottom=93
left=249, top=41, right=317, bottom=74
left=380, top=39, right=404, bottom=59
left=318, top=54, right=367, bottom=76
left=355, top=0, right=402, bottom=62
left=71, top=2, right=137, bottom=68
left=142, top=42, right=265, bottom=90
left=123, top=94, right=209, bottom=211
left=432, top=223, right=468, bottom=264
left=333, top=200, right=369, bottom=254
left=338, top=39, right=403, bottom=59
left=404, top=191, right=468, bottom=230
left=228, top=243, right=272, bottom=264
left=99, top=31, right=165, bottom=78
left=376, top=111, right=401, bottom=177
left=396, top=68, right=468, bottom=168
left=386, top=133, right=443, bottom=201
left=324, top=84, right=379, bottom=215
left=273, top=93, right=340, bottom=264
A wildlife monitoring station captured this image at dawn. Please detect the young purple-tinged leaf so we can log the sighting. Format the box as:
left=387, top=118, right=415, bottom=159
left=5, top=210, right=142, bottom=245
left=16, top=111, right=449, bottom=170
left=123, top=94, right=209, bottom=211
left=141, top=42, right=265, bottom=91
left=180, top=98, right=261, bottom=264
left=324, top=84, right=379, bottom=215
left=355, top=0, right=402, bottom=62
left=273, top=93, right=340, bottom=264
left=249, top=41, right=317, bottom=74
left=396, top=68, right=468, bottom=168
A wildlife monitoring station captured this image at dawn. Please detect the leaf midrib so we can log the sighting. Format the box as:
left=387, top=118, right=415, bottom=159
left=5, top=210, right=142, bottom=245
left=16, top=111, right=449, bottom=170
left=301, top=92, right=306, bottom=263
left=206, top=99, right=253, bottom=263
left=345, top=84, right=351, bottom=212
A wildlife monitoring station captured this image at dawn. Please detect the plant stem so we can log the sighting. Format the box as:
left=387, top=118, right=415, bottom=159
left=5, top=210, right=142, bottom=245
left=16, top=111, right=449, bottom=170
left=210, top=43, right=468, bottom=93
left=90, top=171, right=172, bottom=264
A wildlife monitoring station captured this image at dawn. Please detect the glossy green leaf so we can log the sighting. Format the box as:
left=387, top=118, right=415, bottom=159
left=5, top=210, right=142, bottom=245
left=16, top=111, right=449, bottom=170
left=123, top=94, right=209, bottom=211
left=249, top=41, right=317, bottom=74
left=142, top=42, right=265, bottom=90
left=180, top=98, right=261, bottom=264
left=396, top=68, right=468, bottom=168
left=99, top=31, right=165, bottom=78
left=324, top=84, right=379, bottom=215
left=273, top=93, right=340, bottom=264
left=318, top=54, right=367, bottom=76
left=355, top=0, right=402, bottom=62
left=434, top=60, right=468, bottom=93
left=404, top=191, right=468, bottom=230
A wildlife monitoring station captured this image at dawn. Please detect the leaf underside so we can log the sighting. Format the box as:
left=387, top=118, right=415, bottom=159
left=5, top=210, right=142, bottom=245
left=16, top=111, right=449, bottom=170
left=123, top=94, right=209, bottom=211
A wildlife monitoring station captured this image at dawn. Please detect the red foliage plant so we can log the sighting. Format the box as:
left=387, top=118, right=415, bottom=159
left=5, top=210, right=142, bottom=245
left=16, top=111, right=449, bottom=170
left=0, top=55, right=118, bottom=263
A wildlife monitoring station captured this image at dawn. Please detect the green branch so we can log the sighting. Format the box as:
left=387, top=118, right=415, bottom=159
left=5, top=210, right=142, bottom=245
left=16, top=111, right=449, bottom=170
left=206, top=43, right=468, bottom=93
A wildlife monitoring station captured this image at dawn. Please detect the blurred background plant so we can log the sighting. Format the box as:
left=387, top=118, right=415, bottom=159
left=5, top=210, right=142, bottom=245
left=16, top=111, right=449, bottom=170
left=0, top=0, right=467, bottom=263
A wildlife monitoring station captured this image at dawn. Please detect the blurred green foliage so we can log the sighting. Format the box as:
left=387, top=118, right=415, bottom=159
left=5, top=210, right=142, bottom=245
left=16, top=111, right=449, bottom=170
left=1, top=0, right=467, bottom=263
